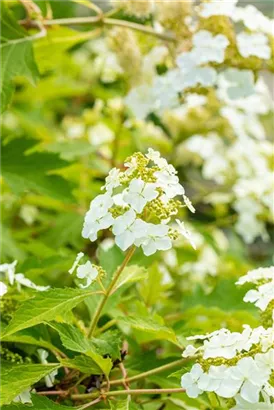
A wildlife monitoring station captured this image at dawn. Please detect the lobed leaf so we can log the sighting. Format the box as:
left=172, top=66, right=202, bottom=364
left=0, top=362, right=60, bottom=406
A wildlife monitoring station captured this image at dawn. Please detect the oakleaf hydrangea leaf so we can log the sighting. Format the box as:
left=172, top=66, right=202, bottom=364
left=0, top=362, right=60, bottom=406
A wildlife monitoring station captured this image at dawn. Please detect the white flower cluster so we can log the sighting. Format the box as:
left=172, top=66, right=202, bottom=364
left=183, top=74, right=273, bottom=244
left=0, top=261, right=49, bottom=297
left=125, top=29, right=230, bottom=119
left=123, top=0, right=273, bottom=120
left=82, top=149, right=195, bottom=256
left=180, top=266, right=274, bottom=407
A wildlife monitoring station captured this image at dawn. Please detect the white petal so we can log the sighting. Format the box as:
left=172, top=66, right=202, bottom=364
left=240, top=381, right=261, bottom=403
left=129, top=178, right=144, bottom=193
left=0, top=281, right=8, bottom=297
left=142, top=239, right=157, bottom=256
left=155, top=237, right=172, bottom=251
left=69, top=252, right=84, bottom=274
left=112, top=209, right=136, bottom=235
left=115, top=231, right=135, bottom=251
left=186, top=384, right=202, bottom=398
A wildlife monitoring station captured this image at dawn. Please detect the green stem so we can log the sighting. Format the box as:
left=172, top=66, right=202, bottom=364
left=103, top=18, right=176, bottom=42
left=104, top=358, right=187, bottom=387
left=38, top=16, right=176, bottom=41
left=94, top=318, right=117, bottom=336
left=87, top=247, right=135, bottom=337
left=71, top=388, right=185, bottom=400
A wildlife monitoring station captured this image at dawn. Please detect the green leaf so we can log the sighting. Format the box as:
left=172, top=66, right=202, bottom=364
left=2, top=288, right=100, bottom=338
left=0, top=223, right=26, bottom=261
left=182, top=280, right=257, bottom=312
left=110, top=397, right=131, bottom=410
left=138, top=263, right=169, bottom=307
left=1, top=326, right=63, bottom=353
left=47, top=322, right=90, bottom=353
left=2, top=393, right=76, bottom=409
left=118, top=316, right=177, bottom=344
left=0, top=4, right=39, bottom=112
left=34, top=27, right=99, bottom=73
left=98, top=245, right=125, bottom=276
left=92, top=330, right=122, bottom=361
left=113, top=265, right=147, bottom=292
left=41, top=213, right=83, bottom=248
left=0, top=362, right=60, bottom=406
left=59, top=355, right=103, bottom=375
left=1, top=139, right=75, bottom=202
left=48, top=322, right=113, bottom=376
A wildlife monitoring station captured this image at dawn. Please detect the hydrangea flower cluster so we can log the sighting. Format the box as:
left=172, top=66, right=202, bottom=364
left=180, top=266, right=274, bottom=408
left=125, top=29, right=230, bottom=120
left=0, top=261, right=49, bottom=298
left=182, top=75, right=273, bottom=244
left=82, top=149, right=195, bottom=256
left=124, top=0, right=273, bottom=121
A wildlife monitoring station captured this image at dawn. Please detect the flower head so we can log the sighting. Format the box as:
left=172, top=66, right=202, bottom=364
left=81, top=149, right=195, bottom=255
left=76, top=262, right=99, bottom=289
left=69, top=253, right=103, bottom=288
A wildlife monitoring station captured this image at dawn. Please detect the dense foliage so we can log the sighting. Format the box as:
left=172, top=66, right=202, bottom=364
left=0, top=1, right=273, bottom=409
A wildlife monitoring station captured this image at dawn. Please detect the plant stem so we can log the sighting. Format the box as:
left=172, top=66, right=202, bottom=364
left=37, top=390, right=67, bottom=396
left=79, top=397, right=102, bottom=409
left=94, top=318, right=117, bottom=335
left=104, top=358, right=187, bottom=387
left=87, top=247, right=135, bottom=337
left=71, top=388, right=185, bottom=400
left=103, top=18, right=176, bottom=42
left=39, top=16, right=175, bottom=41
left=43, top=16, right=101, bottom=26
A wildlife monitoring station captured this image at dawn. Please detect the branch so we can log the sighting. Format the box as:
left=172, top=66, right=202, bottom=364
left=2, top=22, right=47, bottom=46
left=37, top=390, right=67, bottom=396
left=79, top=397, right=102, bottom=409
left=103, top=18, right=176, bottom=42
left=71, top=388, right=186, bottom=400
left=18, top=0, right=43, bottom=19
